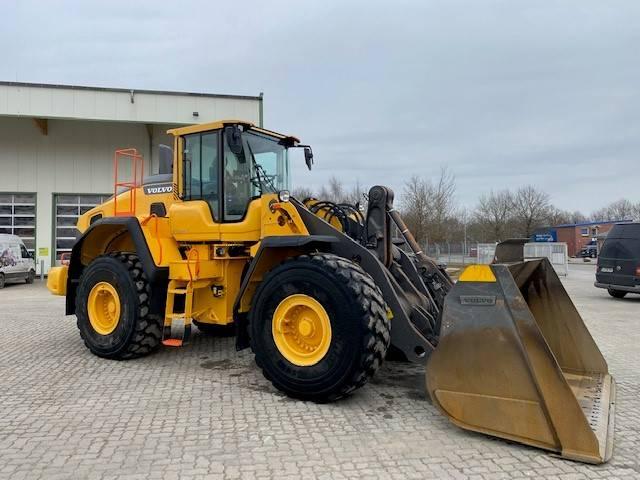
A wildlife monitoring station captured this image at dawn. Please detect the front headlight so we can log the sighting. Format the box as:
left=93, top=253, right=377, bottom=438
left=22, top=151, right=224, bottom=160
left=278, top=190, right=291, bottom=203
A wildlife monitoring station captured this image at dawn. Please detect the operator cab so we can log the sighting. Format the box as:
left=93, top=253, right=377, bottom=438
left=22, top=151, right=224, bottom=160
left=168, top=121, right=311, bottom=222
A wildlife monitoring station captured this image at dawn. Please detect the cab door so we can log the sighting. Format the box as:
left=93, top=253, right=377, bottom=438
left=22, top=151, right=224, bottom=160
left=170, top=130, right=224, bottom=241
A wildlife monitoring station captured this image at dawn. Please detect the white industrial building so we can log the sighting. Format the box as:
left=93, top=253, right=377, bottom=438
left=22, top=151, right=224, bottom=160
left=0, top=81, right=263, bottom=273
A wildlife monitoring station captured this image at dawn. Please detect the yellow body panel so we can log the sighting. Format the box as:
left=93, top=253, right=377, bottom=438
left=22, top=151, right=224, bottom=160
left=47, top=266, right=68, bottom=296
left=457, top=264, right=497, bottom=282
left=167, top=120, right=252, bottom=137
left=48, top=120, right=311, bottom=329
left=77, top=190, right=177, bottom=235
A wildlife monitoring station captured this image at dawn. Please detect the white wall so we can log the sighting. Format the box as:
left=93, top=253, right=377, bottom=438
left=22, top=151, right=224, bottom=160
left=0, top=118, right=178, bottom=273
left=0, top=83, right=261, bottom=126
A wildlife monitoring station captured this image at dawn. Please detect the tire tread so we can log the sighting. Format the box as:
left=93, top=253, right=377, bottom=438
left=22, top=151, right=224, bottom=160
left=251, top=252, right=390, bottom=402
left=76, top=252, right=162, bottom=360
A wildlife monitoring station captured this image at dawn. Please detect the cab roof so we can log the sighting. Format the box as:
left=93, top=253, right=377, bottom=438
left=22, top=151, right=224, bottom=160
left=167, top=120, right=300, bottom=143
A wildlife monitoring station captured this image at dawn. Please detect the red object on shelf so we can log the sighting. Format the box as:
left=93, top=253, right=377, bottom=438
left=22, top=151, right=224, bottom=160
left=113, top=148, right=144, bottom=216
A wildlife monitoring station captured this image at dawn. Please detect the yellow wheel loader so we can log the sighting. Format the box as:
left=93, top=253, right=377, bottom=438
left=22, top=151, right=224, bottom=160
left=47, top=120, right=615, bottom=463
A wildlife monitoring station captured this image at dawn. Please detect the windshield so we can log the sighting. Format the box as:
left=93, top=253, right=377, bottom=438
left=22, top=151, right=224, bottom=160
left=223, top=130, right=290, bottom=220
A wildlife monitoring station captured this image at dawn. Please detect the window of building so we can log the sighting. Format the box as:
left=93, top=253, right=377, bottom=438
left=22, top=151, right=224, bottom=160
left=580, top=227, right=589, bottom=236
left=0, top=193, right=36, bottom=253
left=54, top=194, right=110, bottom=263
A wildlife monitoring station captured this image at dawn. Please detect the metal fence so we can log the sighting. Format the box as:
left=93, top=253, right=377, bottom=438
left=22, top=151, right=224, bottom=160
left=423, top=242, right=479, bottom=266
left=420, top=242, right=568, bottom=277
left=524, top=242, right=569, bottom=276
left=476, top=243, right=498, bottom=265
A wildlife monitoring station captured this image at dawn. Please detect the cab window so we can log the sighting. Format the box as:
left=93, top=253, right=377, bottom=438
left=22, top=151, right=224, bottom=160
left=183, top=132, right=219, bottom=219
left=223, top=129, right=290, bottom=221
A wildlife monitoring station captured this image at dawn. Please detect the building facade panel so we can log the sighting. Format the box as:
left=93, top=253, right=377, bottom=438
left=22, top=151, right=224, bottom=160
left=0, top=82, right=262, bottom=275
left=0, top=82, right=261, bottom=125
left=555, top=221, right=623, bottom=257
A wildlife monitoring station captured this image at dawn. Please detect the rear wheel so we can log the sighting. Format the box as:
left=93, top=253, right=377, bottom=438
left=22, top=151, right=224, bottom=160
left=0, top=273, right=4, bottom=289
left=75, top=252, right=162, bottom=359
left=249, top=253, right=390, bottom=402
left=608, top=288, right=627, bottom=299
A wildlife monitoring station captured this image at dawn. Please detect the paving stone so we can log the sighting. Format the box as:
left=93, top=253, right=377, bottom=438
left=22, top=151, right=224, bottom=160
left=0, top=265, right=638, bottom=479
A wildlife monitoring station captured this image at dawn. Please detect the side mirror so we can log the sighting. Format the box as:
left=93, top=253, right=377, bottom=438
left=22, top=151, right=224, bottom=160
left=28, top=251, right=34, bottom=259
left=226, top=125, right=244, bottom=155
left=304, top=146, right=314, bottom=170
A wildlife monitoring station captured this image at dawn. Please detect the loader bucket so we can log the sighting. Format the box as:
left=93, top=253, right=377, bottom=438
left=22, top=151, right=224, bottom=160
left=426, top=259, right=615, bottom=463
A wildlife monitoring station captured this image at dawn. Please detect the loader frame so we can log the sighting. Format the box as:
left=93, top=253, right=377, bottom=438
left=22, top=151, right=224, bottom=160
left=46, top=119, right=616, bottom=465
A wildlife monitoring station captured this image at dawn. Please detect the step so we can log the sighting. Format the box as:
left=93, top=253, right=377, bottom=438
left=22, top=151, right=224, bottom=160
left=168, top=288, right=190, bottom=295
left=166, top=314, right=193, bottom=321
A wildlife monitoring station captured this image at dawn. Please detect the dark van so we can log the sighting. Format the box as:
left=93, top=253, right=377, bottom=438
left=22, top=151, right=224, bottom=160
left=595, top=223, right=640, bottom=298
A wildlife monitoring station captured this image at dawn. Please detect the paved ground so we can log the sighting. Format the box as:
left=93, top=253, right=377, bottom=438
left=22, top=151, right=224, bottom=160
left=0, top=264, right=638, bottom=480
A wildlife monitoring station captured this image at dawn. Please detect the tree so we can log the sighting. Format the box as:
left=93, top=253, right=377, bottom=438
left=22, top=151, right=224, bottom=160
left=591, top=199, right=640, bottom=222
left=511, top=185, right=551, bottom=237
left=401, top=175, right=431, bottom=245
left=546, top=208, right=586, bottom=226
left=400, top=167, right=457, bottom=245
left=291, top=186, right=315, bottom=201
left=474, top=190, right=514, bottom=241
left=316, top=176, right=367, bottom=205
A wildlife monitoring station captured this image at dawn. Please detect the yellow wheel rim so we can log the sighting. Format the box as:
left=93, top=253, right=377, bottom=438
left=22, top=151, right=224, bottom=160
left=88, top=282, right=121, bottom=335
left=272, top=294, right=332, bottom=367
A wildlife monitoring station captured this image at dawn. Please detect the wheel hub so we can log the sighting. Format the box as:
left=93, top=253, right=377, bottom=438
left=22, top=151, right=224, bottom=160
left=272, top=294, right=332, bottom=366
left=88, top=282, right=121, bottom=335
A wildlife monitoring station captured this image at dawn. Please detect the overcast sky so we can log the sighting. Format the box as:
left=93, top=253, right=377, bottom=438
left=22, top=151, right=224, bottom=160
left=2, top=1, right=639, bottom=213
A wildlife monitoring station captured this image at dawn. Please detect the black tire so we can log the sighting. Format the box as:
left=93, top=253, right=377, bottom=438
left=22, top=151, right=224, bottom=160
left=193, top=320, right=235, bottom=337
left=608, top=289, right=627, bottom=299
left=75, top=252, right=162, bottom=359
left=0, top=273, right=4, bottom=289
left=249, top=253, right=390, bottom=402
left=26, top=269, right=35, bottom=284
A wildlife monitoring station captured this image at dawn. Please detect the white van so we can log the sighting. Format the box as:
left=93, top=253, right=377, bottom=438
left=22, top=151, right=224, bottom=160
left=0, top=234, right=36, bottom=288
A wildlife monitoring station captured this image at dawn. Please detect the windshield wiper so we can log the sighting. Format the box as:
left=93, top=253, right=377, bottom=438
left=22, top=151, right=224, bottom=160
left=247, top=141, right=276, bottom=194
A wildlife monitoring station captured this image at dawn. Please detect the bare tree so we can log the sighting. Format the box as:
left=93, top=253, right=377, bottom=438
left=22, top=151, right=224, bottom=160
left=511, top=185, right=551, bottom=237
left=317, top=176, right=345, bottom=203
left=431, top=167, right=457, bottom=242
left=546, top=208, right=587, bottom=226
left=400, top=167, right=457, bottom=245
left=474, top=190, right=513, bottom=241
left=315, top=176, right=368, bottom=206
left=291, top=186, right=315, bottom=201
left=401, top=175, right=431, bottom=245
left=591, top=199, right=640, bottom=222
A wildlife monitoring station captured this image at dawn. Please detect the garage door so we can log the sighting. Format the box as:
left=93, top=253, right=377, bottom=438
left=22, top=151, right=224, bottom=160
left=0, top=193, right=37, bottom=254
left=54, top=194, right=110, bottom=262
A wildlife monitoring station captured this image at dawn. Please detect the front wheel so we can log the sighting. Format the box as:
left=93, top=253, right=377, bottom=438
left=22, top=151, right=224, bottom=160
left=608, top=288, right=627, bottom=299
left=26, top=270, right=35, bottom=284
left=75, top=252, right=162, bottom=359
left=249, top=253, right=390, bottom=402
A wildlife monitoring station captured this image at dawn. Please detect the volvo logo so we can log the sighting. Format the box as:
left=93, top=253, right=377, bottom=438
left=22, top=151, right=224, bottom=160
left=143, top=183, right=173, bottom=195
left=459, top=295, right=496, bottom=306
